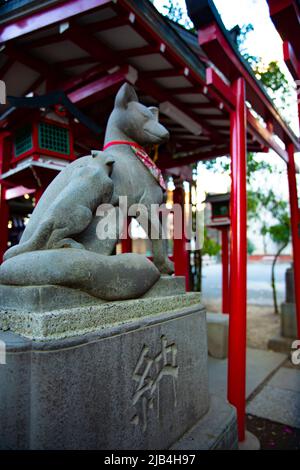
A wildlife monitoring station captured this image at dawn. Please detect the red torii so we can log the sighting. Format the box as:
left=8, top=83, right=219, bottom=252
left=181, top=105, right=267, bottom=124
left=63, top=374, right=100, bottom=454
left=267, top=0, right=300, bottom=350
left=187, top=0, right=300, bottom=442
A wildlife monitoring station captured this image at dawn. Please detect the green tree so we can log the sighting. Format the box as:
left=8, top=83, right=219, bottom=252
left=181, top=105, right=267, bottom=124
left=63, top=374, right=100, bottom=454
left=247, top=238, right=255, bottom=255
left=202, top=227, right=221, bottom=257
left=251, top=191, right=290, bottom=314
left=162, top=1, right=194, bottom=30
left=236, top=25, right=292, bottom=117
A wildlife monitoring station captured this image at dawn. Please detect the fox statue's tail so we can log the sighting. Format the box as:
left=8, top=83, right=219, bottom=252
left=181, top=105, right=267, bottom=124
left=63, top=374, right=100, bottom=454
left=0, top=249, right=160, bottom=300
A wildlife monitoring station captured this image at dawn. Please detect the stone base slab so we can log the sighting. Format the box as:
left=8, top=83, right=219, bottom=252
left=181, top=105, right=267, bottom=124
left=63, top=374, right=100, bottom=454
left=0, top=276, right=186, bottom=313
left=281, top=302, right=297, bottom=339
left=206, top=313, right=228, bottom=359
left=172, top=394, right=238, bottom=450
left=238, top=431, right=260, bottom=451
left=0, top=277, right=200, bottom=341
left=0, top=302, right=212, bottom=450
left=268, top=335, right=295, bottom=354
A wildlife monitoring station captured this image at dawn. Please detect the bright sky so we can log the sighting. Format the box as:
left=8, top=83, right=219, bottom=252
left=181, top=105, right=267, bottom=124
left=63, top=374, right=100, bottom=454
left=154, top=0, right=284, bottom=62
left=214, top=0, right=284, bottom=63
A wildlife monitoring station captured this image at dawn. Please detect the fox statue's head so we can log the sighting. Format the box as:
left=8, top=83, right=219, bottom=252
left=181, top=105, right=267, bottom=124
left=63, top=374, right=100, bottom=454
left=106, top=83, right=170, bottom=146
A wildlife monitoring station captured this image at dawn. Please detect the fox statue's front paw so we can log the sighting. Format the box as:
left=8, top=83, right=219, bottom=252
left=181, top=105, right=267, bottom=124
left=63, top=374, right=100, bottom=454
left=155, top=258, right=174, bottom=275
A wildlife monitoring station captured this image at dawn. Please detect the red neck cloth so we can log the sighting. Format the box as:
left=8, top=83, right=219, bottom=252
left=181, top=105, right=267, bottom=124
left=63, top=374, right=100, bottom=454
left=102, top=141, right=166, bottom=190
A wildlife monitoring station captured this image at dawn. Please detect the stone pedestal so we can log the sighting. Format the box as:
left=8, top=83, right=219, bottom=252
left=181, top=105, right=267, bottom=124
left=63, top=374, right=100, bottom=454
left=206, top=313, right=229, bottom=359
left=0, top=278, right=237, bottom=450
left=281, top=266, right=297, bottom=339
left=268, top=303, right=296, bottom=353
left=268, top=266, right=297, bottom=353
left=285, top=266, right=295, bottom=304
left=281, top=302, right=297, bottom=339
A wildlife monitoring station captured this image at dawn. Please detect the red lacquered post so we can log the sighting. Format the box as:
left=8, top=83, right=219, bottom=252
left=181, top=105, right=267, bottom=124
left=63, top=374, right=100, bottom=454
left=0, top=186, right=9, bottom=263
left=121, top=216, right=132, bottom=253
left=287, top=142, right=300, bottom=339
left=221, top=227, right=230, bottom=314
left=0, top=133, right=10, bottom=263
left=173, top=183, right=190, bottom=291
left=34, top=187, right=44, bottom=206
left=228, top=77, right=247, bottom=442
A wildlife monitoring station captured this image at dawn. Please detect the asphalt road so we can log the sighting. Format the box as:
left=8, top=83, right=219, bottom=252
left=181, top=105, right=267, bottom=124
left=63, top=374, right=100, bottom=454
left=202, top=261, right=290, bottom=306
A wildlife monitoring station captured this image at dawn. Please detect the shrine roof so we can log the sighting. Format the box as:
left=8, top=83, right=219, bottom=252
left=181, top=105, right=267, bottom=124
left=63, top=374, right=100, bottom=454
left=267, top=0, right=300, bottom=81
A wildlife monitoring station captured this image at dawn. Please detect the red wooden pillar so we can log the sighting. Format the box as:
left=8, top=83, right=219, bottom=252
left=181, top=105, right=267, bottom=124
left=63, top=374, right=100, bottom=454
left=34, top=187, right=44, bottom=206
left=173, top=182, right=190, bottom=291
left=0, top=186, right=9, bottom=263
left=287, top=142, right=300, bottom=339
left=121, top=216, right=132, bottom=253
left=221, top=227, right=230, bottom=314
left=228, top=77, right=247, bottom=442
left=0, top=133, right=10, bottom=263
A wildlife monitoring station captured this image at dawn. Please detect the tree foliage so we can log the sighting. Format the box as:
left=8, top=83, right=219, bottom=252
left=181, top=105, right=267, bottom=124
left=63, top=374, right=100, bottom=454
left=162, top=1, right=194, bottom=30
left=248, top=187, right=290, bottom=313
left=202, top=227, right=221, bottom=257
left=236, top=24, right=292, bottom=116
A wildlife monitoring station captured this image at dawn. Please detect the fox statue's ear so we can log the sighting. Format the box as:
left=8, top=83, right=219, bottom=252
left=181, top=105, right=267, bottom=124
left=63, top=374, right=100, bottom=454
left=148, top=106, right=159, bottom=121
left=115, top=83, right=138, bottom=109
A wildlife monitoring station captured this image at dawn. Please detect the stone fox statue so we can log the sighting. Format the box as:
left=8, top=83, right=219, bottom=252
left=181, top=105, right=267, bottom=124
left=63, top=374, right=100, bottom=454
left=4, top=154, right=116, bottom=260
left=0, top=84, right=172, bottom=300
left=76, top=83, right=173, bottom=274
left=4, top=83, right=172, bottom=274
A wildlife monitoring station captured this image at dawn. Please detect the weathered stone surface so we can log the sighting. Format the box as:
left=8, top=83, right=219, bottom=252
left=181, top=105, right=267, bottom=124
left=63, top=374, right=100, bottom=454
left=208, top=348, right=286, bottom=399
left=171, top=394, right=238, bottom=450
left=206, top=312, right=228, bottom=359
left=0, top=250, right=160, bottom=301
left=268, top=299, right=297, bottom=352
left=0, top=278, right=200, bottom=340
left=143, top=275, right=185, bottom=297
left=0, top=303, right=211, bottom=450
left=3, top=154, right=116, bottom=260
left=268, top=335, right=295, bottom=354
left=268, top=367, right=300, bottom=393
left=281, top=302, right=297, bottom=338
left=238, top=431, right=260, bottom=450
left=285, top=266, right=295, bottom=303
left=0, top=332, right=31, bottom=450
left=247, top=384, right=300, bottom=429
left=0, top=284, right=104, bottom=312
left=1, top=84, right=174, bottom=303
left=0, top=276, right=186, bottom=314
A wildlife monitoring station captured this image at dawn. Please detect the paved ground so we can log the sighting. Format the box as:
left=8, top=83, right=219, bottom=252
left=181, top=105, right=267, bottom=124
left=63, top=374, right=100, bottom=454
left=247, top=365, right=300, bottom=429
left=208, top=348, right=287, bottom=399
left=208, top=349, right=300, bottom=448
left=202, top=261, right=289, bottom=306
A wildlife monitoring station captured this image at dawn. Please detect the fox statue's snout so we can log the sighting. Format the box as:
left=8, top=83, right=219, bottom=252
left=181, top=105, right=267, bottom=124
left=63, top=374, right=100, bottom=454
left=109, top=83, right=170, bottom=147
left=142, top=113, right=170, bottom=145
